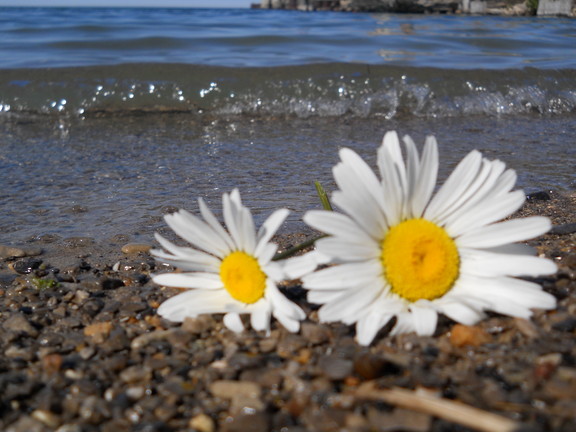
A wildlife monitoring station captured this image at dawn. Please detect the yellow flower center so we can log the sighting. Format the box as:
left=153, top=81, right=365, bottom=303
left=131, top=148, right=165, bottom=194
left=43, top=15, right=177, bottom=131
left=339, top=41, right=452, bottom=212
left=381, top=218, right=459, bottom=302
left=220, top=251, right=267, bottom=304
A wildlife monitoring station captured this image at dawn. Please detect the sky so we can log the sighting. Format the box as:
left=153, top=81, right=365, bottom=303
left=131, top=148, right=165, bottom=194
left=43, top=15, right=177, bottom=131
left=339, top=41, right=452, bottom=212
left=0, top=0, right=252, bottom=7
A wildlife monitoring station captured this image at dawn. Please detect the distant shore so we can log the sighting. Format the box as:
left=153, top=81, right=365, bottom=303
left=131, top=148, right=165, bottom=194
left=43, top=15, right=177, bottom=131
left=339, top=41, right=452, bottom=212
left=251, top=0, right=575, bottom=16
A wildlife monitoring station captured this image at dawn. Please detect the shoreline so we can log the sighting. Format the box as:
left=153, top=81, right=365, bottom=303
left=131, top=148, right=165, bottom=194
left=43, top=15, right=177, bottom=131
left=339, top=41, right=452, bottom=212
left=1, top=190, right=575, bottom=431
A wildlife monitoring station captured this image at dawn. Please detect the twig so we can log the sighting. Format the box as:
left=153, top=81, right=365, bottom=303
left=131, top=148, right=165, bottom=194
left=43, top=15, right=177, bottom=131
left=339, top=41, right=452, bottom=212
left=356, top=382, right=521, bottom=432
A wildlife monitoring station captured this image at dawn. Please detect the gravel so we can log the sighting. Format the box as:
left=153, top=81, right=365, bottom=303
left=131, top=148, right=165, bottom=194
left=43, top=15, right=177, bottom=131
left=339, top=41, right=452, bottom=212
left=0, top=191, right=574, bottom=432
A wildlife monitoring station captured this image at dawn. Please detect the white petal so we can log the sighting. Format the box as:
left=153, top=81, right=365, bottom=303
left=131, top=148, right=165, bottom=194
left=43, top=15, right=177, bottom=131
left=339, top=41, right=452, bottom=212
left=457, top=216, right=551, bottom=249
left=222, top=191, right=243, bottom=250
left=304, top=210, right=378, bottom=244
left=445, top=190, right=525, bottom=237
left=158, top=289, right=232, bottom=322
left=390, top=312, right=416, bottom=336
left=266, top=282, right=306, bottom=321
left=153, top=272, right=224, bottom=289
left=410, top=135, right=438, bottom=218
left=435, top=300, right=485, bottom=326
left=456, top=274, right=557, bottom=317
left=273, top=311, right=301, bottom=333
left=315, top=236, right=380, bottom=261
left=317, top=280, right=382, bottom=324
left=255, top=208, right=289, bottom=257
left=151, top=249, right=220, bottom=273
left=356, top=311, right=394, bottom=346
left=410, top=303, right=438, bottom=336
left=402, top=134, right=420, bottom=210
left=331, top=164, right=389, bottom=236
left=198, top=197, right=235, bottom=250
left=424, top=150, right=482, bottom=222
left=165, top=210, right=228, bottom=258
left=308, top=289, right=345, bottom=304
left=250, top=301, right=272, bottom=333
left=263, top=260, right=284, bottom=281
left=223, top=312, right=245, bottom=332
left=281, top=252, right=321, bottom=280
left=460, top=249, right=557, bottom=277
left=302, top=260, right=382, bottom=290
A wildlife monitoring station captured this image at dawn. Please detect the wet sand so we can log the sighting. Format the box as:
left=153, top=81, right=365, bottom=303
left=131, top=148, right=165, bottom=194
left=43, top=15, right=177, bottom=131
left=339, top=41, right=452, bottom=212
left=0, top=190, right=575, bottom=432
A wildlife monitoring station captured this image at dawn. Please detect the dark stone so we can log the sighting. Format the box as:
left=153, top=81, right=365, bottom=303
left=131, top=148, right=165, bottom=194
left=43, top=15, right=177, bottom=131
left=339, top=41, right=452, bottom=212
left=12, top=258, right=43, bottom=275
left=82, top=299, right=105, bottom=318
left=550, top=223, right=576, bottom=235
left=552, top=317, right=576, bottom=333
left=526, top=191, right=551, bottom=201
left=101, top=278, right=124, bottom=290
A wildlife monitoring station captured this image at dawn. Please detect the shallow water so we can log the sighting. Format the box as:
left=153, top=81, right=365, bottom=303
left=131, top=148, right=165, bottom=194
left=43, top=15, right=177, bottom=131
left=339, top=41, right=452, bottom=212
left=0, top=7, right=574, bottom=245
left=1, top=114, right=574, bottom=244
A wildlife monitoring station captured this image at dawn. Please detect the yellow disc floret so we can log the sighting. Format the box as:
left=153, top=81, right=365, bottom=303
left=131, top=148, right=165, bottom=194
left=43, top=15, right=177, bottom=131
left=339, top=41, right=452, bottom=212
left=220, top=251, right=267, bottom=304
left=381, top=218, right=459, bottom=302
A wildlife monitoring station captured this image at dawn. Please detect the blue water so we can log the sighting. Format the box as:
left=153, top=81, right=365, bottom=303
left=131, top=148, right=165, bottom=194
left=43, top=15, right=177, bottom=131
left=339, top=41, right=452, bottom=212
left=0, top=7, right=575, bottom=69
left=0, top=7, right=574, bottom=244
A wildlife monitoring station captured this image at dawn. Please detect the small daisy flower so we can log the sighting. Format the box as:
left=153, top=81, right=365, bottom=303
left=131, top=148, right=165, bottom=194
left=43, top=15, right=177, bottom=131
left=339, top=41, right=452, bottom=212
left=152, top=189, right=305, bottom=334
left=302, top=131, right=557, bottom=345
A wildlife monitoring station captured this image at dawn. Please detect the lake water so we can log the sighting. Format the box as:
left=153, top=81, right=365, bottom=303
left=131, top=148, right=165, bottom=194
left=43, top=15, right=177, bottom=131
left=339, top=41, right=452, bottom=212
left=0, top=7, right=575, bottom=244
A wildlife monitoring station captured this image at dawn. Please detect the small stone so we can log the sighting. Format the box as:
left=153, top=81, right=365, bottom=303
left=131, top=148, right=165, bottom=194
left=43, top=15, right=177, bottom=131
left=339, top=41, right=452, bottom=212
left=82, top=298, right=105, bottom=317
left=3, top=313, right=39, bottom=337
left=83, top=321, right=113, bottom=343
left=189, top=413, right=215, bottom=432
left=182, top=315, right=215, bottom=334
left=514, top=317, right=539, bottom=339
left=6, top=345, right=35, bottom=360
left=277, top=334, right=307, bottom=358
left=120, top=365, right=152, bottom=384
left=354, top=353, right=402, bottom=380
left=301, top=322, right=331, bottom=345
left=209, top=380, right=265, bottom=415
left=318, top=355, right=353, bottom=381
left=31, top=409, right=61, bottom=428
left=221, top=412, right=269, bottom=432
left=552, top=316, right=576, bottom=332
left=42, top=353, right=63, bottom=374
left=10, top=258, right=43, bottom=274
left=550, top=222, right=576, bottom=235
left=210, top=380, right=261, bottom=400
left=0, top=245, right=42, bottom=259
left=449, top=324, right=491, bottom=347
left=121, top=243, right=152, bottom=255
left=526, top=191, right=551, bottom=201
left=5, top=416, right=46, bottom=432
left=367, top=406, right=431, bottom=432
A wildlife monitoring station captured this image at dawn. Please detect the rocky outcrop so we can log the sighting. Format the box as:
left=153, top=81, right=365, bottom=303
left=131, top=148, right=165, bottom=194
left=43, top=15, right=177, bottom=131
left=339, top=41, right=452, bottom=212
left=255, top=0, right=575, bottom=15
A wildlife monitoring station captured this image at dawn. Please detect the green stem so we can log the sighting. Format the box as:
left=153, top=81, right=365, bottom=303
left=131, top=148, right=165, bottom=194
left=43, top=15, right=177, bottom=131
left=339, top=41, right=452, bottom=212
left=314, top=181, right=333, bottom=211
left=272, top=235, right=326, bottom=261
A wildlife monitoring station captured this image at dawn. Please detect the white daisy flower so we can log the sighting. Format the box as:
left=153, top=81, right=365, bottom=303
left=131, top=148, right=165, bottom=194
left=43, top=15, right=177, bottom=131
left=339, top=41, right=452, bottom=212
left=152, top=189, right=305, bottom=334
left=302, top=131, right=557, bottom=345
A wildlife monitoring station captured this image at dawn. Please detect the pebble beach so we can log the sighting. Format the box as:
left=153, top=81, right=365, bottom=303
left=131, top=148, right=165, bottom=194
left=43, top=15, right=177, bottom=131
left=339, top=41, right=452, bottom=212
left=1, top=190, right=575, bottom=432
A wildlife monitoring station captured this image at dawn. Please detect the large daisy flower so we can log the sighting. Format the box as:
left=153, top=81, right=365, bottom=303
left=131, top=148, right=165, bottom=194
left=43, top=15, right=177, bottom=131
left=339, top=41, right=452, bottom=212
left=152, top=189, right=305, bottom=334
left=302, top=131, right=557, bottom=345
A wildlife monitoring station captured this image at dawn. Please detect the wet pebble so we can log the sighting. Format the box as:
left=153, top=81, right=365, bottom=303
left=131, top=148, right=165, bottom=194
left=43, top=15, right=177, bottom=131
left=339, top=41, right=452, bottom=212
left=2, top=313, right=39, bottom=337
left=189, top=413, right=215, bottom=432
left=121, top=243, right=152, bottom=255
left=10, top=258, right=43, bottom=275
left=0, top=245, right=42, bottom=259
left=182, top=315, right=216, bottom=334
left=449, top=324, right=491, bottom=347
left=301, top=322, right=331, bottom=345
left=317, top=355, right=353, bottom=381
